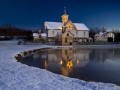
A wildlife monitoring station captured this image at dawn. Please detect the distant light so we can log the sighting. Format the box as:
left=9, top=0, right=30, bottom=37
left=76, top=59, right=80, bottom=64
left=60, top=60, right=63, bottom=65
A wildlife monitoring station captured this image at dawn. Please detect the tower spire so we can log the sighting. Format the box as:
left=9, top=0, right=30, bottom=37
left=64, top=7, right=66, bottom=14
left=61, top=7, right=69, bottom=24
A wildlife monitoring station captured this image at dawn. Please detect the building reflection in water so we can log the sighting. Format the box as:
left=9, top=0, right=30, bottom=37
left=44, top=60, right=48, bottom=69
left=60, top=48, right=74, bottom=76
left=43, top=48, right=90, bottom=76
left=20, top=48, right=120, bottom=86
left=33, top=48, right=120, bottom=72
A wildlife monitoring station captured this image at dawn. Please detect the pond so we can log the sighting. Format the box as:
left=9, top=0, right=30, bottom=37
left=20, top=48, right=120, bottom=86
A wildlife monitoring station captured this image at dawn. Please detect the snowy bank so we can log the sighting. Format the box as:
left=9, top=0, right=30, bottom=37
left=0, top=44, right=120, bottom=90
left=0, top=40, right=18, bottom=45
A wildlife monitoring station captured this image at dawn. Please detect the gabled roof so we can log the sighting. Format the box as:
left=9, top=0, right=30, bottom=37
left=45, top=22, right=63, bottom=30
left=44, top=21, right=89, bottom=30
left=73, top=23, right=89, bottom=30
left=41, top=33, right=47, bottom=37
left=33, top=33, right=39, bottom=37
left=95, top=32, right=105, bottom=37
left=67, top=31, right=74, bottom=36
left=64, top=20, right=78, bottom=30
left=94, top=32, right=114, bottom=37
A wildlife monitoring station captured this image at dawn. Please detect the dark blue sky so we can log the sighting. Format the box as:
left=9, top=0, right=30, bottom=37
left=0, top=0, right=120, bottom=30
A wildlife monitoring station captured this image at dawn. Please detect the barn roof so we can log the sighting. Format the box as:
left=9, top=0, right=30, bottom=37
left=44, top=21, right=89, bottom=30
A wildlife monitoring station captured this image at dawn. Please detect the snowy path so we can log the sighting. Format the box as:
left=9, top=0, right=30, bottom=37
left=0, top=44, right=120, bottom=90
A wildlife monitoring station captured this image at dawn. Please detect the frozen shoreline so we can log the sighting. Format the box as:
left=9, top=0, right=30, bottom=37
left=50, top=44, right=120, bottom=49
left=0, top=44, right=120, bottom=90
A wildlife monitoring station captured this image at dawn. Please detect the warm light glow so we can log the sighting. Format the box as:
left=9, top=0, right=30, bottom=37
left=67, top=24, right=73, bottom=30
left=62, top=16, right=68, bottom=24
left=76, top=59, right=80, bottom=64
left=60, top=60, right=63, bottom=65
left=59, top=27, right=62, bottom=30
left=44, top=60, right=47, bottom=69
left=66, top=60, right=73, bottom=69
left=61, top=68, right=69, bottom=76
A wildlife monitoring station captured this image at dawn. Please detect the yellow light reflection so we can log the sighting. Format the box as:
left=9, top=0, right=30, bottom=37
left=66, top=60, right=73, bottom=69
left=44, top=60, right=47, bottom=69
left=60, top=60, right=63, bottom=65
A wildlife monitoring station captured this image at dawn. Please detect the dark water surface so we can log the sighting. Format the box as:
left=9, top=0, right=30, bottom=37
left=20, top=48, right=120, bottom=86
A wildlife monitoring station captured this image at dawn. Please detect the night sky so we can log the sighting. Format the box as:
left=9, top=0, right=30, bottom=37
left=0, top=0, right=120, bottom=30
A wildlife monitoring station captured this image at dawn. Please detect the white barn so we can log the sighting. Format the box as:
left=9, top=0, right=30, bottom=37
left=44, top=9, right=89, bottom=43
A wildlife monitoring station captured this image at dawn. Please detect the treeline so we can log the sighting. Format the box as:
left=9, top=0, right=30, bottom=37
left=0, top=24, right=33, bottom=40
left=89, top=27, right=107, bottom=39
left=0, top=24, right=32, bottom=36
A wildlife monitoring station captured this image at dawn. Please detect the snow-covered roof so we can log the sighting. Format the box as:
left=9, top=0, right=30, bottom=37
left=33, top=33, right=39, bottom=37
left=94, top=32, right=114, bottom=37
left=73, top=23, right=89, bottom=30
left=45, top=22, right=63, bottom=30
left=95, top=32, right=104, bottom=37
left=45, top=21, right=89, bottom=30
left=41, top=33, right=47, bottom=37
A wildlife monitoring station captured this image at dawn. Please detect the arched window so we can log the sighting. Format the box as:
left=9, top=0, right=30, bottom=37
left=67, top=33, right=69, bottom=36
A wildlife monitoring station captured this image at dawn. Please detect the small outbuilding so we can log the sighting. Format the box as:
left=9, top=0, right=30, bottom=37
left=40, top=33, right=47, bottom=42
left=94, top=32, right=114, bottom=42
left=33, top=33, right=40, bottom=42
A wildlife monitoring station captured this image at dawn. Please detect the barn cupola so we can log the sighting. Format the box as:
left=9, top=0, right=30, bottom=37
left=61, top=7, right=69, bottom=24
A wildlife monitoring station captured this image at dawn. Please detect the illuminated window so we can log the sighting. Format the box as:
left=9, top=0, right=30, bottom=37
left=67, top=24, right=72, bottom=30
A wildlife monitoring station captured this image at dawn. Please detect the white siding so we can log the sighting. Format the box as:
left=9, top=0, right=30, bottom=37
left=85, top=31, right=89, bottom=38
left=48, top=30, right=62, bottom=37
left=48, top=30, right=54, bottom=37
left=77, top=31, right=84, bottom=38
left=48, top=29, right=89, bottom=38
left=70, top=30, right=77, bottom=37
left=54, top=30, right=61, bottom=37
left=77, top=31, right=89, bottom=38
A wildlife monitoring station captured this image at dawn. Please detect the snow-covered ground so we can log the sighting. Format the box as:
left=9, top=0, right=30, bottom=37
left=0, top=43, right=120, bottom=90
left=0, top=40, right=18, bottom=45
